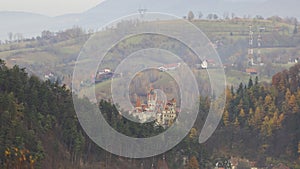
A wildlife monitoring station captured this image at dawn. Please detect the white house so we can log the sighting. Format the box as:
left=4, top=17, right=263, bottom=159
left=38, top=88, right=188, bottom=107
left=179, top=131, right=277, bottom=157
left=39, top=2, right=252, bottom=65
left=201, top=60, right=208, bottom=69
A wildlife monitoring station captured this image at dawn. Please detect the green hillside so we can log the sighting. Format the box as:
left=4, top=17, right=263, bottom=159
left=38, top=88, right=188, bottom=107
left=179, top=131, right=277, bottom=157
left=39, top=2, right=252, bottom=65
left=0, top=18, right=299, bottom=89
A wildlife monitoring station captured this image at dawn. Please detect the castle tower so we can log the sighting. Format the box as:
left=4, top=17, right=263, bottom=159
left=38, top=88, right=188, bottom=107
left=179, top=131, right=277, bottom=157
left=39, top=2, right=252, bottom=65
left=134, top=97, right=142, bottom=113
left=147, top=88, right=157, bottom=112
left=136, top=97, right=141, bottom=108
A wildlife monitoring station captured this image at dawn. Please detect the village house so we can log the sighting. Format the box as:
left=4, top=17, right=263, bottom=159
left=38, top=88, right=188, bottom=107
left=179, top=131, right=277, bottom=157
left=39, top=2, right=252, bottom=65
left=200, top=59, right=217, bottom=69
left=246, top=68, right=258, bottom=75
left=158, top=63, right=181, bottom=72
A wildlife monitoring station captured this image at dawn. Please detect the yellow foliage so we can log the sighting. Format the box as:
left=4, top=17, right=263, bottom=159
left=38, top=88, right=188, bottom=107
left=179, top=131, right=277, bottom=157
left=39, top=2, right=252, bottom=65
left=249, top=108, right=254, bottom=115
left=4, top=146, right=36, bottom=169
left=264, top=95, right=272, bottom=106
left=288, top=94, right=299, bottom=113
left=223, top=110, right=230, bottom=127
left=239, top=109, right=246, bottom=118
left=225, top=87, right=232, bottom=100
left=285, top=88, right=291, bottom=101
left=279, top=113, right=284, bottom=124
left=189, top=128, right=197, bottom=139
left=234, top=117, right=240, bottom=127
left=298, top=141, right=300, bottom=154
left=261, top=116, right=273, bottom=137
left=4, top=150, right=10, bottom=157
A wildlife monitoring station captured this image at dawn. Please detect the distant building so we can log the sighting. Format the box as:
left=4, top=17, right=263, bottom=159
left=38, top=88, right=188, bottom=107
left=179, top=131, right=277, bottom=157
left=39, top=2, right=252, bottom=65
left=200, top=59, right=218, bottom=69
left=44, top=72, right=56, bottom=82
left=156, top=98, right=177, bottom=128
left=95, top=68, right=119, bottom=83
left=158, top=63, right=181, bottom=72
left=290, top=58, right=299, bottom=64
left=246, top=68, right=258, bottom=75
left=103, top=68, right=111, bottom=73
left=130, top=88, right=178, bottom=128
left=201, top=60, right=208, bottom=69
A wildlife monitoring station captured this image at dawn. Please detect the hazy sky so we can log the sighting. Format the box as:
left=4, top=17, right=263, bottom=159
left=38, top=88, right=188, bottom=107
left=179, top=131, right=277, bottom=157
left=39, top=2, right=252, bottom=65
left=0, top=0, right=105, bottom=16
left=0, top=0, right=271, bottom=17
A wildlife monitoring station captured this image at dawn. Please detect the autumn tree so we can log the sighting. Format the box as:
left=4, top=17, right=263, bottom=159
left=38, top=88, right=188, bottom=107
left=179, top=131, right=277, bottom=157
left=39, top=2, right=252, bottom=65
left=234, top=117, right=240, bottom=128
left=187, top=156, right=199, bottom=169
left=249, top=107, right=263, bottom=129
left=298, top=141, right=300, bottom=159
left=189, top=128, right=197, bottom=139
left=261, top=116, right=272, bottom=136
left=223, top=110, right=230, bottom=127
left=288, top=94, right=299, bottom=113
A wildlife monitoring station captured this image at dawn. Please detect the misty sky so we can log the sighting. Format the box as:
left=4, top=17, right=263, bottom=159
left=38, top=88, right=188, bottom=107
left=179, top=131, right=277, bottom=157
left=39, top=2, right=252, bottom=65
left=0, top=0, right=272, bottom=17
left=0, top=0, right=105, bottom=16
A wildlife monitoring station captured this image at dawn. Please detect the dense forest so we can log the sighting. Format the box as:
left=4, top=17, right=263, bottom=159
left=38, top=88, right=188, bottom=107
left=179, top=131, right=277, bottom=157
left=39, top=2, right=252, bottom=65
left=0, top=58, right=89, bottom=169
left=207, top=63, right=300, bottom=168
left=1, top=59, right=300, bottom=168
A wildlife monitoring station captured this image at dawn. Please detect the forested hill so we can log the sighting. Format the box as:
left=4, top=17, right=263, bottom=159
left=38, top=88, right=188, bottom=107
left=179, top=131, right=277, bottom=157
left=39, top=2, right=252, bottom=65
left=0, top=59, right=168, bottom=169
left=0, top=59, right=90, bottom=169
left=206, top=63, right=300, bottom=167
left=1, top=59, right=300, bottom=168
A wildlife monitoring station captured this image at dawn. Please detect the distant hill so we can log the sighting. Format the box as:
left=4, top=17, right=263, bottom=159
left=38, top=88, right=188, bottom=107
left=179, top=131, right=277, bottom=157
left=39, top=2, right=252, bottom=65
left=0, top=0, right=299, bottom=40
left=0, top=12, right=53, bottom=40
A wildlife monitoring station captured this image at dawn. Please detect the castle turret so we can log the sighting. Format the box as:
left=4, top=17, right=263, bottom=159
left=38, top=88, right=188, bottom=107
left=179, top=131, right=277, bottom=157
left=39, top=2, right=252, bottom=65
left=147, top=88, right=157, bottom=112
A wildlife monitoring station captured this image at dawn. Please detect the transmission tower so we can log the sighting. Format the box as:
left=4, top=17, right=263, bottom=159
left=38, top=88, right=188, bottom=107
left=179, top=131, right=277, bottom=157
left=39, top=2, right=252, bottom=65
left=248, top=25, right=254, bottom=66
left=257, top=27, right=264, bottom=64
left=138, top=7, right=147, bottom=18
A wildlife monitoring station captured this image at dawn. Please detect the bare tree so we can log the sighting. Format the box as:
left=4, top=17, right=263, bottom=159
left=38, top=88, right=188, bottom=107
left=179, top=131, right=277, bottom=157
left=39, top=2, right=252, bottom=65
left=207, top=14, right=214, bottom=20
left=213, top=14, right=219, bottom=20
left=223, top=12, right=229, bottom=20
left=14, top=33, right=23, bottom=43
left=231, top=13, right=235, bottom=20
left=198, top=11, right=203, bottom=19
left=188, top=11, right=195, bottom=21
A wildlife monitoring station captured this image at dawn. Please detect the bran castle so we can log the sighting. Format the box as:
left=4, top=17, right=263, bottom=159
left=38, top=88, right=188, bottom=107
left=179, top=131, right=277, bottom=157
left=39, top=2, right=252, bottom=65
left=130, top=88, right=178, bottom=128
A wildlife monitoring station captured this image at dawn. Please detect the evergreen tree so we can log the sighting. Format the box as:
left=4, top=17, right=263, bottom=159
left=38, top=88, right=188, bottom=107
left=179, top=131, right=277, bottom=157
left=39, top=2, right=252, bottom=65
left=248, top=77, right=253, bottom=89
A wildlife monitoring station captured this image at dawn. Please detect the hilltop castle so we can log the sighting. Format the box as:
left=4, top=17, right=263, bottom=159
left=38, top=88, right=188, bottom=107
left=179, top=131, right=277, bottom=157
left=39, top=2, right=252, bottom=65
left=130, top=88, right=178, bottom=128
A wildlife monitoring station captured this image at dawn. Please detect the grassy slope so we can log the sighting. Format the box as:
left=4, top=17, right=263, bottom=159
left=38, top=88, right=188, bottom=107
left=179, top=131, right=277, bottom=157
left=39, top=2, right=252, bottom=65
left=0, top=19, right=298, bottom=91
